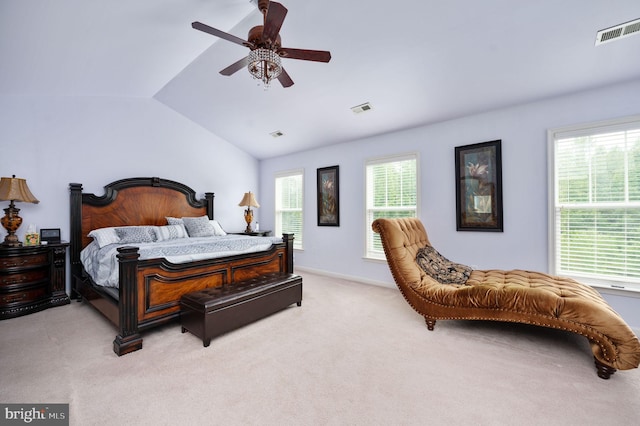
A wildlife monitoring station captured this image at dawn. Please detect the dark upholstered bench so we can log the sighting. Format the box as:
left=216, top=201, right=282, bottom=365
left=180, top=272, right=302, bottom=347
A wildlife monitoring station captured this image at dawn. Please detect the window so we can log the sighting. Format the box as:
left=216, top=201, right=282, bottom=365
left=275, top=170, right=304, bottom=250
left=549, top=116, right=640, bottom=291
left=365, top=153, right=418, bottom=259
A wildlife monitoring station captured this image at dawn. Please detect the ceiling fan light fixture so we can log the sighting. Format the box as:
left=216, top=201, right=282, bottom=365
left=248, top=48, right=282, bottom=89
left=192, top=1, right=330, bottom=88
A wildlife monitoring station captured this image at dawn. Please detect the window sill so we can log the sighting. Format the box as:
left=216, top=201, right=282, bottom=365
left=574, top=278, right=640, bottom=298
left=362, top=256, right=388, bottom=264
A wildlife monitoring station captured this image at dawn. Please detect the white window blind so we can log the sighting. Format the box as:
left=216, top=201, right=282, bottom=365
left=365, top=153, right=418, bottom=259
left=275, top=170, right=304, bottom=250
left=550, top=117, right=640, bottom=291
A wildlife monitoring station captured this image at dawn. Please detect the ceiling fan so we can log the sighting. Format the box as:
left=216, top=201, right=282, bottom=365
left=192, top=0, right=331, bottom=88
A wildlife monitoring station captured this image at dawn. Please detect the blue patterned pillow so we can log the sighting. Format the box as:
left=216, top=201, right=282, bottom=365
left=182, top=216, right=216, bottom=237
left=166, top=217, right=183, bottom=226
left=155, top=224, right=189, bottom=241
left=116, top=226, right=157, bottom=244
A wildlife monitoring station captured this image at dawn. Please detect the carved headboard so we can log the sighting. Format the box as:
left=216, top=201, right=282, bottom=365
left=69, top=177, right=214, bottom=276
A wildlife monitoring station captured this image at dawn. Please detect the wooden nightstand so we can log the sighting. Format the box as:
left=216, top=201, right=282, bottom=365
left=0, top=242, right=70, bottom=320
left=232, top=231, right=272, bottom=237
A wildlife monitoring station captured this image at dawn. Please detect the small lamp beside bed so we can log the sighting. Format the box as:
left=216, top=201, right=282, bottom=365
left=0, top=175, right=40, bottom=247
left=238, top=191, right=260, bottom=233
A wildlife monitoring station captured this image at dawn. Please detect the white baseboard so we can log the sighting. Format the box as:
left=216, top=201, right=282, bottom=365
left=294, top=266, right=395, bottom=289
left=294, top=267, right=640, bottom=333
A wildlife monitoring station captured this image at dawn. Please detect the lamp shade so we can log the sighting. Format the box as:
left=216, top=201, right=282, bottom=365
left=238, top=192, right=260, bottom=208
left=0, top=176, right=39, bottom=204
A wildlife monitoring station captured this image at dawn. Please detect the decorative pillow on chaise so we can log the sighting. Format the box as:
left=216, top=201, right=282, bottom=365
left=415, top=245, right=472, bottom=285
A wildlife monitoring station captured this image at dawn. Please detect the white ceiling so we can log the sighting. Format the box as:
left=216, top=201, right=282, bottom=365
left=2, top=0, right=640, bottom=159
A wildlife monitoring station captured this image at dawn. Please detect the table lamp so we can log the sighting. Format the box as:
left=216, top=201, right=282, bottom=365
left=238, top=191, right=260, bottom=233
left=0, top=175, right=40, bottom=247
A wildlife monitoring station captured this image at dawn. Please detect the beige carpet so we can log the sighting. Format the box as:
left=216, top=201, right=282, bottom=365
left=1, top=272, right=639, bottom=425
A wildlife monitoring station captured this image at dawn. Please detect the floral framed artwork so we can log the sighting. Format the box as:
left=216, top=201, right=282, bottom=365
left=317, top=165, right=340, bottom=226
left=455, top=140, right=503, bottom=231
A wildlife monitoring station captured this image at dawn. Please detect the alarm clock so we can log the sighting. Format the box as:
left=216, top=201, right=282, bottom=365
left=40, top=228, right=61, bottom=244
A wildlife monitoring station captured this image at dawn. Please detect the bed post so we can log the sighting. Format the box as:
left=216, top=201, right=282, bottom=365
left=113, top=246, right=143, bottom=356
left=69, top=183, right=83, bottom=300
left=282, top=233, right=294, bottom=273
left=205, top=192, right=215, bottom=219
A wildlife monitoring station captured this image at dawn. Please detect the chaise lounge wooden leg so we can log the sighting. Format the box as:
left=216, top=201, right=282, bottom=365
left=425, top=318, right=436, bottom=331
left=594, top=358, right=616, bottom=379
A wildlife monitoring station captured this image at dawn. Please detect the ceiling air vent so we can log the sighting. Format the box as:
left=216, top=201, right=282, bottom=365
left=595, top=18, right=640, bottom=45
left=351, top=102, right=373, bottom=114
left=270, top=130, right=284, bottom=138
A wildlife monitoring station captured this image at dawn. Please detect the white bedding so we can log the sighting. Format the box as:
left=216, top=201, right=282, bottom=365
left=81, top=234, right=283, bottom=288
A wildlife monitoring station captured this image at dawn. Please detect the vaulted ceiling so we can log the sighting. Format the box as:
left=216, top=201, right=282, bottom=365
left=2, top=1, right=640, bottom=159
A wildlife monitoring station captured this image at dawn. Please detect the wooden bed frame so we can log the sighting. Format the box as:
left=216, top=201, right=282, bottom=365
left=69, top=177, right=294, bottom=356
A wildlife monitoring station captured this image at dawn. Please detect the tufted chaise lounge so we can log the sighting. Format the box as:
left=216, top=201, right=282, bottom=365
left=372, top=217, right=640, bottom=379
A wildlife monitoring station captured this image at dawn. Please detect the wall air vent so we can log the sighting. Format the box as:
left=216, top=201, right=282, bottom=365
left=351, top=102, right=373, bottom=114
left=270, top=130, right=284, bottom=138
left=595, top=18, right=640, bottom=45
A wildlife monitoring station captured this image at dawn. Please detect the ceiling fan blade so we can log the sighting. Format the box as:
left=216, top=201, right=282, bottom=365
left=277, top=68, right=294, bottom=88
left=261, top=2, right=288, bottom=45
left=220, top=57, right=249, bottom=76
left=278, top=47, right=331, bottom=63
left=191, top=21, right=253, bottom=48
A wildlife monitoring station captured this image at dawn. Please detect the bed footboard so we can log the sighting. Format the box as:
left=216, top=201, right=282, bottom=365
left=113, top=235, right=294, bottom=356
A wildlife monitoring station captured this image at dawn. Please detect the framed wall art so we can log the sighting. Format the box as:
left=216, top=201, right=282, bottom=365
left=317, top=165, right=340, bottom=226
left=455, top=140, right=503, bottom=232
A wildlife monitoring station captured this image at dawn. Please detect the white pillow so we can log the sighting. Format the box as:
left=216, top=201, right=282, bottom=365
left=210, top=220, right=227, bottom=236
left=88, top=227, right=120, bottom=248
left=155, top=224, right=189, bottom=241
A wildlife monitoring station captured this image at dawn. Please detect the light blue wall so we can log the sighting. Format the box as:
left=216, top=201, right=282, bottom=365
left=2, top=81, right=639, bottom=327
left=259, top=78, right=640, bottom=328
left=0, top=95, right=259, bottom=293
